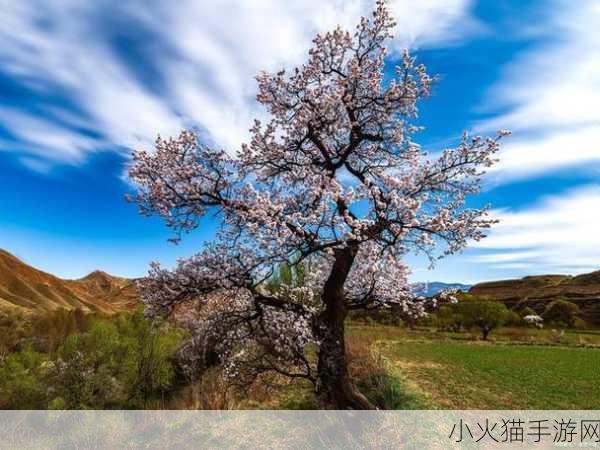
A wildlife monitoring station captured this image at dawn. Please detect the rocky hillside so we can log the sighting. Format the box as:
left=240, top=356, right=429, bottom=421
left=0, top=249, right=139, bottom=315
left=469, top=271, right=600, bottom=324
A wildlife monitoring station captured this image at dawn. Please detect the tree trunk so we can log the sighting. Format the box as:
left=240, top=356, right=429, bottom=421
left=481, top=327, right=491, bottom=340
left=314, top=246, right=375, bottom=410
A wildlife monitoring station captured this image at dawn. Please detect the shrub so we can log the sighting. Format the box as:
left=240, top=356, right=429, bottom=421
left=120, top=312, right=181, bottom=408
left=0, top=312, right=31, bottom=358
left=169, top=367, right=240, bottom=409
left=504, top=310, right=523, bottom=327
left=0, top=310, right=184, bottom=409
left=0, top=346, right=47, bottom=409
left=346, top=337, right=422, bottom=409
left=550, top=329, right=568, bottom=345
left=0, top=311, right=181, bottom=409
left=46, top=320, right=126, bottom=408
left=31, top=308, right=94, bottom=352
left=543, top=299, right=580, bottom=328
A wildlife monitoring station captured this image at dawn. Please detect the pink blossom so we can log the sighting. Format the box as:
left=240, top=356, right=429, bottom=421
left=129, top=1, right=507, bottom=385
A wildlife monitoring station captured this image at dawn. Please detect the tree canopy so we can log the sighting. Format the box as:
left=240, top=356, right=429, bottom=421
left=129, top=1, right=506, bottom=408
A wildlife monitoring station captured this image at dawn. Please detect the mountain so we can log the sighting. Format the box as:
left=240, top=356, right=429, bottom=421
left=469, top=270, right=600, bottom=324
left=0, top=249, right=139, bottom=315
left=413, top=282, right=471, bottom=297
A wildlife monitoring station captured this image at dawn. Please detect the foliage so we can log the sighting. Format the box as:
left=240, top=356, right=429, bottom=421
left=168, top=367, right=240, bottom=410
left=0, top=346, right=47, bottom=409
left=543, top=299, right=580, bottom=328
left=121, top=313, right=181, bottom=408
left=0, top=312, right=32, bottom=358
left=434, top=305, right=463, bottom=332
left=572, top=318, right=588, bottom=330
left=0, top=310, right=182, bottom=409
left=0, top=308, right=97, bottom=358
left=31, top=308, right=94, bottom=352
left=454, top=299, right=509, bottom=340
left=265, top=261, right=307, bottom=296
left=504, top=309, right=523, bottom=327
left=347, top=308, right=396, bottom=326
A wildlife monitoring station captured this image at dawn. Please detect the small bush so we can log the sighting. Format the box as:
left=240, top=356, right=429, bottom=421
left=346, top=337, right=421, bottom=409
left=504, top=310, right=523, bottom=327
left=168, top=367, right=240, bottom=409
left=0, top=346, right=47, bottom=409
left=0, top=312, right=32, bottom=357
left=121, top=313, right=181, bottom=408
left=32, top=308, right=93, bottom=352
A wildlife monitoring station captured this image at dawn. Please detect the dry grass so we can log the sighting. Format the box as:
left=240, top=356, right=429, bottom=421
left=168, top=368, right=239, bottom=410
left=168, top=368, right=318, bottom=410
left=346, top=334, right=426, bottom=409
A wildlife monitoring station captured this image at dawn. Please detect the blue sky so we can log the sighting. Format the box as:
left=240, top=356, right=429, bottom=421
left=0, top=0, right=599, bottom=283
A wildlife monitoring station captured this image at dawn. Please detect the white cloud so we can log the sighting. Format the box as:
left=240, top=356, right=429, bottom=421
left=0, top=0, right=477, bottom=165
left=487, top=126, right=600, bottom=183
left=471, top=185, right=600, bottom=274
left=0, top=107, right=100, bottom=163
left=478, top=0, right=600, bottom=182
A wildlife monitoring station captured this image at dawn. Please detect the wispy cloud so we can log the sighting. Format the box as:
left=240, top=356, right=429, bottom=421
left=486, top=126, right=600, bottom=183
left=478, top=0, right=600, bottom=183
left=0, top=0, right=478, bottom=167
left=471, top=185, right=600, bottom=274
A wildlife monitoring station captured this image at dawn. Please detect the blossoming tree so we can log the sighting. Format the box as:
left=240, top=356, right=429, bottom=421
left=129, top=1, right=508, bottom=409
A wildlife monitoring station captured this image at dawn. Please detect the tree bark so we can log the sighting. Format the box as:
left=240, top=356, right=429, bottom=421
left=313, top=246, right=375, bottom=409
left=481, top=327, right=491, bottom=340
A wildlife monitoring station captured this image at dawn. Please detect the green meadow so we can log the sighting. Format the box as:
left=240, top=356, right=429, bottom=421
left=347, top=324, right=600, bottom=410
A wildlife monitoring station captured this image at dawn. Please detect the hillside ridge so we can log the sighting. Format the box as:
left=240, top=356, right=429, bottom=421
left=0, top=249, right=139, bottom=315
left=470, top=269, right=600, bottom=324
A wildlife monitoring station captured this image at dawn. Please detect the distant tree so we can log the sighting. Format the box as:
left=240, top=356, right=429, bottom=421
left=129, top=2, right=506, bottom=408
left=435, top=305, right=463, bottom=332
left=456, top=300, right=509, bottom=340
left=543, top=299, right=580, bottom=328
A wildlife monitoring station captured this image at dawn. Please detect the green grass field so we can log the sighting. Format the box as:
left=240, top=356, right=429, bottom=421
left=348, top=324, right=600, bottom=409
